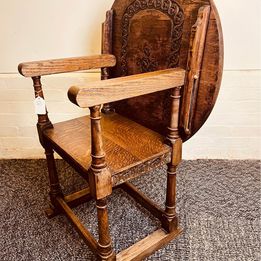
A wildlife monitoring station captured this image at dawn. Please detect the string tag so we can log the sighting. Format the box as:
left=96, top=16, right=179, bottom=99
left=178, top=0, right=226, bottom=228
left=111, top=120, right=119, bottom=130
left=34, top=96, right=46, bottom=115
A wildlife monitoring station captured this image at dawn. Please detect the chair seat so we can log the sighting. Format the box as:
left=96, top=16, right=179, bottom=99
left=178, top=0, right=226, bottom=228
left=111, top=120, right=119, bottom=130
left=43, top=112, right=170, bottom=185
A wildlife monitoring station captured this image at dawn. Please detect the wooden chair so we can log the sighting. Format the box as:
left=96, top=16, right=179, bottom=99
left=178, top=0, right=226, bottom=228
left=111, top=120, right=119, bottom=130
left=18, top=0, right=223, bottom=260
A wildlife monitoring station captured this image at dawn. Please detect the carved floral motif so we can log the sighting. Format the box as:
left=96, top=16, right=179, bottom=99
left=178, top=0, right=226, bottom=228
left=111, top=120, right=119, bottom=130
left=121, top=0, right=184, bottom=75
left=136, top=43, right=159, bottom=72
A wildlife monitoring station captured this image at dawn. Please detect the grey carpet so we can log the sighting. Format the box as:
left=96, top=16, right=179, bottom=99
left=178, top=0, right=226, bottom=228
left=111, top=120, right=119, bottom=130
left=0, top=159, right=260, bottom=261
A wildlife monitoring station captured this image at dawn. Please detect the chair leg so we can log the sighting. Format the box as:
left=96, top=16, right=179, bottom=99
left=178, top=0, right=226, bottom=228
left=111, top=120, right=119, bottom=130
left=162, top=138, right=182, bottom=233
left=44, top=147, right=63, bottom=216
left=162, top=163, right=179, bottom=232
left=96, top=198, right=116, bottom=261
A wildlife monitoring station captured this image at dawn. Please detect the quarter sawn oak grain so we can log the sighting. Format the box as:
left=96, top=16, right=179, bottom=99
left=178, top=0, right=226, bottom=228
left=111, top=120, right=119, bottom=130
left=68, top=68, right=185, bottom=108
left=18, top=54, right=116, bottom=77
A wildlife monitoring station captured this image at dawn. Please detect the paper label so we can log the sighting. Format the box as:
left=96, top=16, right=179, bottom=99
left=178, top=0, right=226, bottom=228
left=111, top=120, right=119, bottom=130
left=34, top=96, right=46, bottom=115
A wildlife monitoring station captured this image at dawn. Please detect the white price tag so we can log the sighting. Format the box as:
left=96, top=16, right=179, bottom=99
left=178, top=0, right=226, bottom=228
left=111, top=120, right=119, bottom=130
left=34, top=96, right=46, bottom=115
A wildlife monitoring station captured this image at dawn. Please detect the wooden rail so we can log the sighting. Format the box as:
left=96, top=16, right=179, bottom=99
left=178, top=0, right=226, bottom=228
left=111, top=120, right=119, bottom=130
left=18, top=54, right=116, bottom=77
left=68, top=68, right=185, bottom=108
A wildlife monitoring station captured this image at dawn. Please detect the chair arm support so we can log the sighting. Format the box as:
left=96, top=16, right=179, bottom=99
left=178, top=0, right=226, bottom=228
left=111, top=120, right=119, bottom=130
left=18, top=54, right=116, bottom=77
left=68, top=68, right=185, bottom=108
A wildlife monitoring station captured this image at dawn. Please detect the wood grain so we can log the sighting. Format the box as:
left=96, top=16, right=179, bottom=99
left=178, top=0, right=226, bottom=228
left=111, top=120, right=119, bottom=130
left=101, top=10, right=115, bottom=113
left=88, top=106, right=113, bottom=200
left=96, top=198, right=115, bottom=260
left=18, top=54, right=116, bottom=77
left=43, top=113, right=170, bottom=176
left=162, top=87, right=182, bottom=233
left=102, top=10, right=113, bottom=56
left=116, top=228, right=182, bottom=261
left=189, top=0, right=224, bottom=140
left=180, top=5, right=211, bottom=135
left=112, top=153, right=169, bottom=187
left=110, top=0, right=223, bottom=142
left=68, top=68, right=185, bottom=108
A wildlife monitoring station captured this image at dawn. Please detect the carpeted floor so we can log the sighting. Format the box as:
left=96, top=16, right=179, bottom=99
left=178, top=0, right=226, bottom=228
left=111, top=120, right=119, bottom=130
left=0, top=159, right=260, bottom=261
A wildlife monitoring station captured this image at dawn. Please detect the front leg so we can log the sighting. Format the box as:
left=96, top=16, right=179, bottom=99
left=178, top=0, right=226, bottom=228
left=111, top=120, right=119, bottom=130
left=162, top=138, right=182, bottom=232
left=162, top=86, right=182, bottom=232
left=88, top=105, right=115, bottom=260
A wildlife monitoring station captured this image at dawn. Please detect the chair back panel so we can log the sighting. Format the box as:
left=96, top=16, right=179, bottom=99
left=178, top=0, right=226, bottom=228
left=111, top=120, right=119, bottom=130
left=109, top=0, right=223, bottom=141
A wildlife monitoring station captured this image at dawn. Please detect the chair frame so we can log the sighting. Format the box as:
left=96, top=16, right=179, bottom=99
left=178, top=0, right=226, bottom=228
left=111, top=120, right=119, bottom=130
left=18, top=1, right=222, bottom=259
left=22, top=67, right=184, bottom=261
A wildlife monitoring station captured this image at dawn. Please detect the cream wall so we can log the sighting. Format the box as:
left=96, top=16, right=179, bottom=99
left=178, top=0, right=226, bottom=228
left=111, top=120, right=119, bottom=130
left=0, top=0, right=260, bottom=159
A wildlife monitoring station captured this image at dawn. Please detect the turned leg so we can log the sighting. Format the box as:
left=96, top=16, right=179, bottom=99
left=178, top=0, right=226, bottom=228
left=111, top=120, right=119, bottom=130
left=162, top=139, right=182, bottom=232
left=96, top=198, right=115, bottom=261
left=31, top=76, right=62, bottom=217
left=88, top=105, right=115, bottom=260
left=44, top=146, right=63, bottom=217
left=162, top=86, right=182, bottom=232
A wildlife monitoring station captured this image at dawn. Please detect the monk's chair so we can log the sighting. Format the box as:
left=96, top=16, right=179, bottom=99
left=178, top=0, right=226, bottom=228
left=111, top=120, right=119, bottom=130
left=18, top=0, right=223, bottom=260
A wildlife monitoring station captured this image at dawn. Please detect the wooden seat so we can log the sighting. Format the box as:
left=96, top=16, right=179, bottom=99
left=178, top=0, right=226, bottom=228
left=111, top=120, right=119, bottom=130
left=43, top=113, right=170, bottom=185
left=18, top=0, right=223, bottom=260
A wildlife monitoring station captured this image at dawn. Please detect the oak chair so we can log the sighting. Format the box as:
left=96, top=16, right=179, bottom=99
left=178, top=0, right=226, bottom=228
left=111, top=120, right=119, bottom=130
left=18, top=0, right=223, bottom=260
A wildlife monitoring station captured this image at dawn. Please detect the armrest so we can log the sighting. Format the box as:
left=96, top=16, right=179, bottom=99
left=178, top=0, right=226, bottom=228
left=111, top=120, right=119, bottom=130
left=18, top=54, right=116, bottom=77
left=68, top=68, right=185, bottom=108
